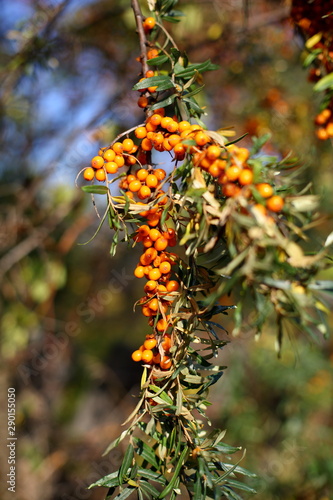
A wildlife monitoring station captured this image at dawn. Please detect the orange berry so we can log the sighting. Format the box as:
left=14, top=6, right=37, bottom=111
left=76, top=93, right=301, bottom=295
left=143, top=16, right=156, bottom=31
left=195, top=131, right=210, bottom=146
left=159, top=261, right=171, bottom=274
left=91, top=156, right=104, bottom=169
left=142, top=236, right=153, bottom=248
left=136, top=168, right=148, bottom=181
left=135, top=126, right=147, bottom=139
left=138, top=185, right=151, bottom=199
left=131, top=350, right=143, bottom=362
left=222, top=182, right=241, bottom=197
left=129, top=180, right=142, bottom=192
left=162, top=138, right=172, bottom=151
left=161, top=336, right=171, bottom=351
left=239, top=168, right=253, bottom=186
left=144, top=338, right=157, bottom=350
left=160, top=356, right=172, bottom=370
left=165, top=228, right=176, bottom=239
left=148, top=268, right=162, bottom=281
left=266, top=195, right=284, bottom=213
left=141, top=350, right=154, bottom=363
left=134, top=266, right=145, bottom=278
left=160, top=116, right=173, bottom=129
left=142, top=305, right=153, bottom=317
left=166, top=120, right=178, bottom=133
left=154, top=168, right=166, bottom=181
left=125, top=191, right=134, bottom=199
left=149, top=228, right=161, bottom=241
left=156, top=318, right=169, bottom=332
left=166, top=280, right=179, bottom=292
left=168, top=134, right=181, bottom=148
left=112, top=142, right=123, bottom=154
left=154, top=237, right=168, bottom=251
left=178, top=121, right=191, bottom=133
left=150, top=114, right=162, bottom=126
left=208, top=162, right=220, bottom=177
left=206, top=145, right=220, bottom=160
left=173, top=143, right=186, bottom=156
left=138, top=225, right=150, bottom=237
left=226, top=165, right=241, bottom=181
left=114, top=155, right=125, bottom=167
left=103, top=149, right=116, bottom=162
left=95, top=168, right=106, bottom=181
left=146, top=70, right=155, bottom=78
left=83, top=167, right=95, bottom=181
left=144, top=280, right=158, bottom=293
left=256, top=183, right=274, bottom=199
left=157, top=284, right=167, bottom=294
left=138, top=96, right=149, bottom=108
left=146, top=174, right=158, bottom=188
left=127, top=174, right=136, bottom=183
left=154, top=107, right=165, bottom=116
left=122, top=138, right=134, bottom=152
left=316, top=127, right=329, bottom=140
left=105, top=161, right=118, bottom=174
left=148, top=298, right=159, bottom=311
left=147, top=48, right=159, bottom=59
left=141, top=138, right=153, bottom=151
left=326, top=122, right=333, bottom=137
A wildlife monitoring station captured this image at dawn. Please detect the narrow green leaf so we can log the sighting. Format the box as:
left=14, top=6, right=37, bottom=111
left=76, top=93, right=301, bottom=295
left=147, top=54, right=169, bottom=66
left=81, top=185, right=109, bottom=195
left=137, top=468, right=167, bottom=485
left=313, top=73, right=333, bottom=92
left=133, top=438, right=160, bottom=470
left=158, top=446, right=189, bottom=498
left=150, top=94, right=177, bottom=111
left=133, top=75, right=175, bottom=91
left=139, top=480, right=161, bottom=498
left=114, top=487, right=136, bottom=500
left=88, top=471, right=119, bottom=489
left=118, top=444, right=134, bottom=483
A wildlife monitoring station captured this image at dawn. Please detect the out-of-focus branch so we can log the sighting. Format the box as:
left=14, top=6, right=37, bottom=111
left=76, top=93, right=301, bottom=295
left=131, top=0, right=149, bottom=76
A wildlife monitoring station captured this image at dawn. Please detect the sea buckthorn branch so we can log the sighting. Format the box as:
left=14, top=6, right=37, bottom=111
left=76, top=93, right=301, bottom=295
left=80, top=1, right=332, bottom=498
left=291, top=0, right=333, bottom=140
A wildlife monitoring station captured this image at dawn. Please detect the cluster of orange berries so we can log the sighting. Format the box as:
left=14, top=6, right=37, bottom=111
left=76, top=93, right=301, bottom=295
left=83, top=137, right=137, bottom=182
left=131, top=213, right=179, bottom=370
left=315, top=108, right=333, bottom=141
left=291, top=0, right=333, bottom=141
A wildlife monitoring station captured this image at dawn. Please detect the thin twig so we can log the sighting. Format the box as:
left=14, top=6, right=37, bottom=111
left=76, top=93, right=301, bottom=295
left=131, top=0, right=149, bottom=76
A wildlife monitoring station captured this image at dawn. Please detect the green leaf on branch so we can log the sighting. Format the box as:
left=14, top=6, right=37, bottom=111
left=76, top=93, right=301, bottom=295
left=147, top=54, right=169, bottom=66
left=313, top=73, right=333, bottom=92
left=150, top=94, right=177, bottom=110
left=133, top=75, right=175, bottom=91
left=81, top=185, right=109, bottom=195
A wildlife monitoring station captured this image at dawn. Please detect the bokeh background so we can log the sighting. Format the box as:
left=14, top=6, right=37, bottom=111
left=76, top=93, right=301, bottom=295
left=0, top=1, right=332, bottom=499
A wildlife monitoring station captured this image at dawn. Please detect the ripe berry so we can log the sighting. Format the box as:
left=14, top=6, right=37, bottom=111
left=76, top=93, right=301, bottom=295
left=136, top=168, right=148, bottom=181
left=160, top=356, right=172, bottom=370
left=266, top=195, right=284, bottom=213
left=83, top=167, right=95, bottom=181
left=95, top=168, right=106, bottom=181
left=159, top=261, right=171, bottom=274
left=154, top=237, right=168, bottom=251
left=206, top=145, right=220, bottom=160
left=105, top=162, right=118, bottom=174
left=91, top=156, right=104, bottom=169
left=103, top=149, right=116, bottom=162
left=239, top=168, right=253, bottom=185
left=129, top=180, right=142, bottom=192
left=256, top=183, right=274, bottom=198
left=138, top=96, right=149, bottom=108
left=112, top=142, right=123, bottom=154
left=195, top=131, right=210, bottom=146
left=146, top=174, right=158, bottom=188
left=226, top=165, right=241, bottom=181
left=155, top=168, right=166, bottom=180
left=134, top=266, right=145, bottom=278
left=166, top=280, right=179, bottom=292
left=138, top=185, right=151, bottom=199
left=122, top=138, right=134, bottom=152
left=114, top=155, right=125, bottom=167
left=148, top=268, right=162, bottom=281
left=141, top=349, right=154, bottom=363
left=147, top=48, right=159, bottom=60
left=144, top=338, right=157, bottom=350
left=131, top=350, right=142, bottom=362
left=143, top=16, right=156, bottom=31
left=135, top=126, right=147, bottom=139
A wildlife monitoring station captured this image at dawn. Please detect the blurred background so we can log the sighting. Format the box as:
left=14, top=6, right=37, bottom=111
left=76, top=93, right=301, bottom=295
left=0, top=0, right=332, bottom=499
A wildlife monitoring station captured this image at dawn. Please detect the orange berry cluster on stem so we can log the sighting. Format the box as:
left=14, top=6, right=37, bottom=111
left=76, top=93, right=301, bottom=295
left=131, top=206, right=179, bottom=370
